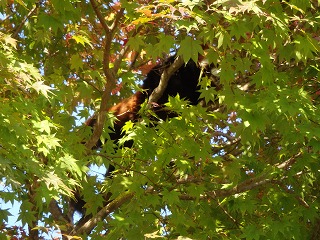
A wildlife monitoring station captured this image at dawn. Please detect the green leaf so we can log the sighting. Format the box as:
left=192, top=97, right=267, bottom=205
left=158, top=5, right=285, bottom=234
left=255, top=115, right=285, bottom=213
left=72, top=34, right=93, bottom=48
left=127, top=36, right=145, bottom=51
left=70, top=54, right=84, bottom=71
left=59, top=154, right=83, bottom=177
left=151, top=34, right=175, bottom=59
left=175, top=20, right=199, bottom=32
left=36, top=134, right=61, bottom=154
left=122, top=121, right=135, bottom=133
left=1, top=34, right=17, bottom=49
left=37, top=13, right=62, bottom=33
left=31, top=81, right=52, bottom=98
left=180, top=0, right=203, bottom=10
left=294, top=34, right=319, bottom=64
left=18, top=201, right=37, bottom=226
left=241, top=224, right=262, bottom=240
left=0, top=209, right=11, bottom=222
left=33, top=120, right=52, bottom=134
left=162, top=189, right=180, bottom=205
left=178, top=36, right=203, bottom=63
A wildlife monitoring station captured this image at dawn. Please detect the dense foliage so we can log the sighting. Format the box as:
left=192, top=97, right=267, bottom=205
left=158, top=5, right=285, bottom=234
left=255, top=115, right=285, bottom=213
left=1, top=0, right=320, bottom=239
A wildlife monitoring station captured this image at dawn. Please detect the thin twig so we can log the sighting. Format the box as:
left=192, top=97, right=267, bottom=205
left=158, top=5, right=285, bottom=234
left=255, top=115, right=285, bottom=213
left=215, top=197, right=241, bottom=226
left=212, top=131, right=236, bottom=141
left=273, top=180, right=310, bottom=208
left=12, top=2, right=39, bottom=39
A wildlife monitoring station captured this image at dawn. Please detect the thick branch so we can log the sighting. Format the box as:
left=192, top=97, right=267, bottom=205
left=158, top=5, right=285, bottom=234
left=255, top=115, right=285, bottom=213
left=49, top=200, right=69, bottom=223
left=148, top=55, right=185, bottom=104
left=275, top=152, right=301, bottom=170
left=89, top=0, right=110, bottom=33
left=211, top=176, right=273, bottom=198
left=70, top=192, right=135, bottom=236
left=110, top=8, right=125, bottom=34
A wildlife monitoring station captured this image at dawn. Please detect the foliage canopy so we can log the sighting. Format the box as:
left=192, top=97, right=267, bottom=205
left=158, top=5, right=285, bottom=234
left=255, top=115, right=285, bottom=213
left=1, top=0, right=320, bottom=239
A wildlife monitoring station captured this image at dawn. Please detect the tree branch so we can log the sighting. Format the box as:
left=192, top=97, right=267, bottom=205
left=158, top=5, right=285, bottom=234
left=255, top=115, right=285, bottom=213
left=148, top=55, right=185, bottom=104
left=110, top=8, right=125, bottom=34
left=212, top=131, right=236, bottom=142
left=274, top=180, right=310, bottom=208
left=180, top=152, right=303, bottom=201
left=275, top=152, right=302, bottom=170
left=49, top=200, right=69, bottom=223
left=70, top=192, right=135, bottom=236
left=113, top=36, right=134, bottom=74
left=12, top=2, right=39, bottom=39
left=70, top=152, right=303, bottom=236
left=85, top=3, right=125, bottom=149
left=89, top=0, right=110, bottom=33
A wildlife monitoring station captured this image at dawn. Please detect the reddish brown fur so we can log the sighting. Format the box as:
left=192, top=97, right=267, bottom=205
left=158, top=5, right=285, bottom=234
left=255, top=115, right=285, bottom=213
left=108, top=91, right=145, bottom=128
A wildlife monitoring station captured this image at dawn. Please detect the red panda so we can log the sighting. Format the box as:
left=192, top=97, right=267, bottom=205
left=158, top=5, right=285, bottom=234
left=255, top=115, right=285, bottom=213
left=71, top=56, right=207, bottom=219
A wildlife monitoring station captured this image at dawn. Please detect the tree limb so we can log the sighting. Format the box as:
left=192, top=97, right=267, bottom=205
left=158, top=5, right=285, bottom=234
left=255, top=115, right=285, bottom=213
left=275, top=152, right=302, bottom=170
left=49, top=200, right=69, bottom=223
left=85, top=3, right=125, bottom=150
left=110, top=8, right=125, bottom=34
left=148, top=55, right=185, bottom=104
left=89, top=0, right=110, bottom=33
left=70, top=192, right=135, bottom=236
left=180, top=152, right=303, bottom=201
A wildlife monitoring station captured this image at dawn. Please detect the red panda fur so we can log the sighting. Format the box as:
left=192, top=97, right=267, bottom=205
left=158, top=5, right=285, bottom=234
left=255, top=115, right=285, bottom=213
left=108, top=91, right=145, bottom=127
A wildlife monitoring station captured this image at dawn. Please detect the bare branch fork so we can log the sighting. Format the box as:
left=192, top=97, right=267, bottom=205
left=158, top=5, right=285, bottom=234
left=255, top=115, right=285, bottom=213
left=85, top=0, right=125, bottom=150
